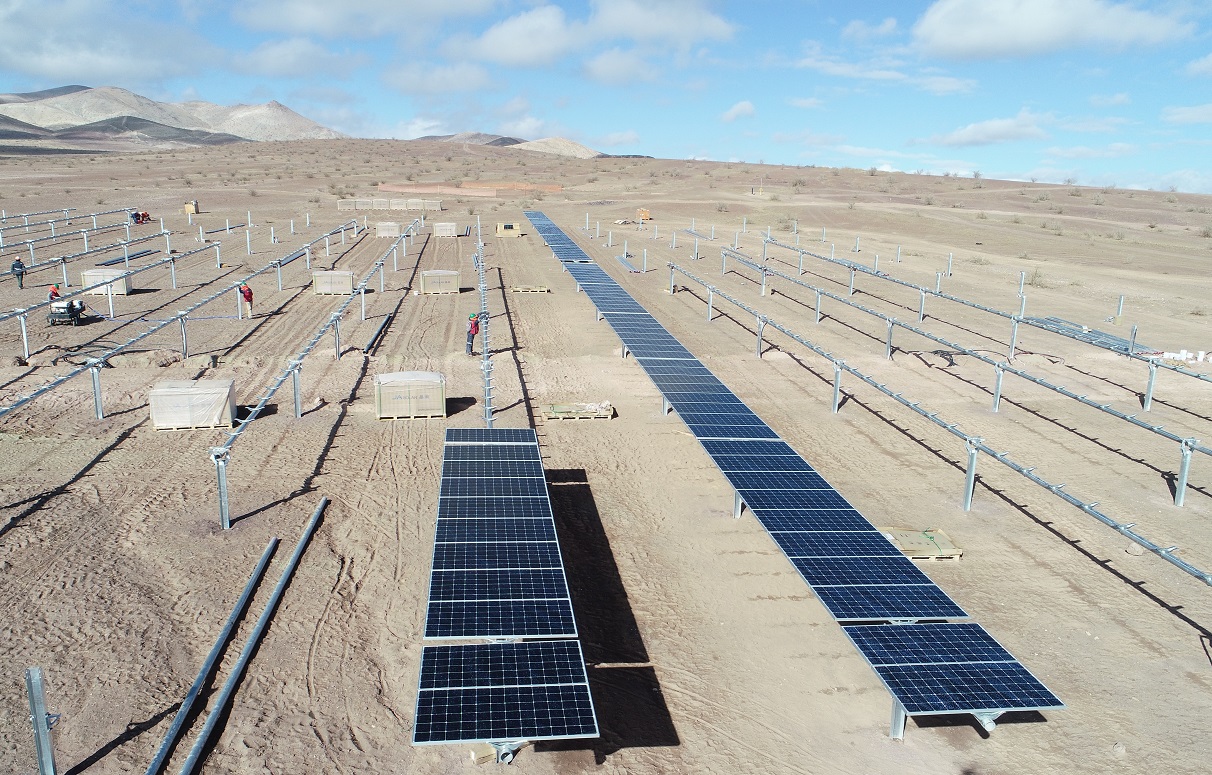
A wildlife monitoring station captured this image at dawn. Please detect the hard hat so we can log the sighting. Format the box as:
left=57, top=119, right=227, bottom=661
left=469, top=313, right=478, bottom=319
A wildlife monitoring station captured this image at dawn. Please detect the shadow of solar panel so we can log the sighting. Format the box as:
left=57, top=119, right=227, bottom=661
left=413, top=684, right=597, bottom=744
left=684, top=423, right=780, bottom=439
left=429, top=568, right=569, bottom=600
left=872, top=663, right=1062, bottom=714
left=722, top=470, right=831, bottom=490
left=446, top=428, right=537, bottom=444
left=812, top=584, right=968, bottom=621
left=443, top=460, right=546, bottom=478
left=433, top=542, right=563, bottom=571
left=700, top=439, right=799, bottom=457
left=790, top=556, right=934, bottom=586
left=418, top=640, right=588, bottom=690
left=424, top=599, right=577, bottom=639
left=770, top=531, right=900, bottom=557
left=436, top=518, right=557, bottom=543
left=843, top=623, right=1016, bottom=665
left=740, top=489, right=851, bottom=509
left=440, top=477, right=548, bottom=498
left=438, top=497, right=552, bottom=520
left=445, top=445, right=542, bottom=462
left=753, top=508, right=874, bottom=531
left=712, top=455, right=813, bottom=472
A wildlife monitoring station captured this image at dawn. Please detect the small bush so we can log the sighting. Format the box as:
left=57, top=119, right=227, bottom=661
left=1200, top=226, right=1212, bottom=238
left=248, top=189, right=258, bottom=197
left=717, top=203, right=729, bottom=212
left=976, top=211, right=988, bottom=220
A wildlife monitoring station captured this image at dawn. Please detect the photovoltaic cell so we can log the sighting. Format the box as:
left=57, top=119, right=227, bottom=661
left=435, top=518, right=557, bottom=543
left=439, top=478, right=548, bottom=498
left=443, top=460, right=546, bottom=478
left=753, top=508, right=875, bottom=532
left=432, top=542, right=563, bottom=571
left=790, top=556, right=935, bottom=586
left=444, top=445, right=542, bottom=462
left=770, top=531, right=900, bottom=557
left=418, top=640, right=589, bottom=690
left=699, top=440, right=800, bottom=457
left=812, top=584, right=968, bottom=622
left=872, top=662, right=1062, bottom=715
left=740, top=489, right=853, bottom=509
left=428, top=568, right=570, bottom=601
left=437, top=497, right=552, bottom=520
left=413, top=683, right=597, bottom=744
left=712, top=455, right=814, bottom=472
left=424, top=599, right=577, bottom=640
left=722, top=470, right=831, bottom=490
left=684, top=423, right=780, bottom=439
left=446, top=428, right=537, bottom=444
left=843, top=623, right=1016, bottom=666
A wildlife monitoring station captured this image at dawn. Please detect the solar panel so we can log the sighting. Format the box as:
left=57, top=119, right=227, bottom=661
left=446, top=428, right=537, bottom=444
left=433, top=542, right=563, bottom=570
left=872, top=662, right=1062, bottom=715
left=684, top=423, right=780, bottom=439
left=414, top=679, right=597, bottom=744
left=436, top=518, right=557, bottom=543
left=443, top=460, right=546, bottom=478
left=812, top=584, right=968, bottom=622
left=699, top=440, right=800, bottom=457
left=418, top=640, right=589, bottom=690
left=752, top=508, right=875, bottom=531
left=722, top=470, right=831, bottom=490
left=444, top=444, right=542, bottom=461
left=789, top=556, right=935, bottom=586
left=712, top=455, right=814, bottom=472
left=424, top=600, right=577, bottom=639
left=769, top=531, right=900, bottom=557
left=739, top=489, right=852, bottom=509
left=439, top=478, right=548, bottom=498
left=438, top=497, right=553, bottom=520
left=843, top=622, right=1015, bottom=665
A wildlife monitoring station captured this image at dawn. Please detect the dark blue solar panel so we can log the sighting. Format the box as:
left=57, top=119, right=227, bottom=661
left=418, top=640, right=588, bottom=690
left=443, top=460, right=545, bottom=478
left=440, top=478, right=548, bottom=498
left=676, top=410, right=767, bottom=425
left=684, top=423, right=780, bottom=439
left=843, top=623, right=1016, bottom=665
left=437, top=497, right=552, bottom=520
left=790, top=556, right=934, bottom=586
left=722, top=470, right=831, bottom=490
left=700, top=440, right=800, bottom=457
left=871, top=663, right=1062, bottom=714
left=713, top=455, right=813, bottom=472
left=812, top=584, right=968, bottom=622
left=740, top=489, right=851, bottom=509
left=424, top=599, right=577, bottom=639
left=436, top=518, right=557, bottom=543
left=413, top=683, right=597, bottom=743
left=753, top=508, right=874, bottom=531
left=770, top=531, right=899, bottom=557
left=432, top=542, right=563, bottom=571
left=446, top=428, right=537, bottom=444
left=429, top=568, right=570, bottom=601
left=444, top=445, right=542, bottom=462
left=663, top=393, right=745, bottom=406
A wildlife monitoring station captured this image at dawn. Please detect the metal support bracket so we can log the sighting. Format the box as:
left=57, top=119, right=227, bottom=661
left=492, top=740, right=527, bottom=764
left=733, top=491, right=744, bottom=519
left=890, top=700, right=907, bottom=740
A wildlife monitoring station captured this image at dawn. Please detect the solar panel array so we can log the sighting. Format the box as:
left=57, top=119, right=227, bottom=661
left=414, top=428, right=598, bottom=747
left=525, top=211, right=1062, bottom=728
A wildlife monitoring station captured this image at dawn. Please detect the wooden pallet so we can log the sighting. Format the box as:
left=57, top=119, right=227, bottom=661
left=878, top=527, right=963, bottom=562
left=154, top=424, right=233, bottom=431
left=509, top=285, right=549, bottom=293
left=377, top=413, right=446, bottom=420
left=543, top=403, right=613, bottom=421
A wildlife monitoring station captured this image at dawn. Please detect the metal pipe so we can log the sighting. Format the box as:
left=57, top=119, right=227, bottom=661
left=175, top=498, right=329, bottom=775
left=992, top=364, right=1005, bottom=412
left=1144, top=360, right=1158, bottom=411
left=885, top=319, right=895, bottom=359
left=144, top=539, right=279, bottom=775
left=707, top=288, right=714, bottom=320
left=25, top=668, right=58, bottom=775
left=179, top=316, right=188, bottom=358
left=918, top=290, right=926, bottom=322
left=18, top=313, right=29, bottom=359
left=291, top=363, right=302, bottom=418
left=756, top=317, right=765, bottom=358
left=90, top=361, right=104, bottom=419
left=832, top=361, right=843, bottom=413
left=963, top=438, right=980, bottom=510
left=169, top=258, right=177, bottom=289
left=211, top=449, right=230, bottom=530
left=276, top=261, right=283, bottom=291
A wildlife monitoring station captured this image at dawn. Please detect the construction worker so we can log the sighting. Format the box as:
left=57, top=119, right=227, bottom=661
left=47, top=284, right=60, bottom=302
left=239, top=283, right=253, bottom=317
left=10, top=257, right=26, bottom=289
left=466, top=312, right=481, bottom=355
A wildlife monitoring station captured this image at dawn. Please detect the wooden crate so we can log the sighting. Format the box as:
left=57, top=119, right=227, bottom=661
left=375, top=372, right=446, bottom=419
left=418, top=270, right=459, bottom=294
left=149, top=378, right=236, bottom=430
left=543, top=402, right=614, bottom=421
left=508, top=285, right=549, bottom=293
left=878, top=527, right=963, bottom=561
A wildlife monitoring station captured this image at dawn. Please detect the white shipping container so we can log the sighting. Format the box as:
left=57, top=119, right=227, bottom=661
left=375, top=372, right=446, bottom=419
left=434, top=222, right=458, bottom=238
left=81, top=268, right=132, bottom=295
left=376, top=221, right=401, bottom=238
left=418, top=269, right=459, bottom=294
left=149, top=378, right=236, bottom=430
left=313, top=270, right=355, bottom=295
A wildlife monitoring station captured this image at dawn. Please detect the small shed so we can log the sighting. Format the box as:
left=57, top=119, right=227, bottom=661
left=495, top=222, right=524, bottom=238
left=313, top=270, right=355, bottom=295
left=434, top=222, right=458, bottom=238
left=376, top=221, right=401, bottom=238
left=418, top=270, right=459, bottom=295
left=375, top=372, right=446, bottom=419
left=81, top=268, right=132, bottom=295
left=149, top=378, right=236, bottom=430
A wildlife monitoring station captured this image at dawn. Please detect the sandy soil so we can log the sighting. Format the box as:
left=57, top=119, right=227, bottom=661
left=1, top=142, right=1211, bottom=774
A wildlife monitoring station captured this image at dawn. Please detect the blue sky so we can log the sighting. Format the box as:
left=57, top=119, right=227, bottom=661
left=1, top=1, right=1210, bottom=192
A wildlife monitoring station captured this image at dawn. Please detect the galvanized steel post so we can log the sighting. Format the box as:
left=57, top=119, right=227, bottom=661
left=18, top=313, right=29, bottom=359
left=918, top=289, right=926, bottom=322
left=755, top=316, right=765, bottom=358
left=848, top=267, right=856, bottom=296
left=291, top=361, right=302, bottom=418
left=1009, top=316, right=1020, bottom=359
left=815, top=290, right=823, bottom=324
left=947, top=252, right=953, bottom=276
left=246, top=230, right=252, bottom=256
left=235, top=287, right=242, bottom=320
left=333, top=314, right=341, bottom=359
left=179, top=315, right=188, bottom=358
left=935, top=272, right=942, bottom=292
left=963, top=438, right=981, bottom=511
left=1143, top=360, right=1158, bottom=411
left=992, top=364, right=1005, bottom=412
left=885, top=319, right=895, bottom=359
left=25, top=667, right=58, bottom=775
left=360, top=287, right=366, bottom=321
left=275, top=261, right=283, bottom=291
left=831, top=361, right=843, bottom=413
left=89, top=360, right=104, bottom=419
left=1175, top=439, right=1196, bottom=507
left=707, top=288, right=714, bottom=320
left=169, top=257, right=177, bottom=289
left=668, top=264, right=675, bottom=294
left=106, top=283, right=115, bottom=319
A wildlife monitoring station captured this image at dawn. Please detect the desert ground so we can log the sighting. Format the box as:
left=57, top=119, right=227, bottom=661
left=1, top=140, right=1211, bottom=774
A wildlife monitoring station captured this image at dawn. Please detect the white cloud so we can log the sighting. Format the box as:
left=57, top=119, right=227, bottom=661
left=1186, top=53, right=1212, bottom=77
left=394, top=116, right=453, bottom=139
left=234, top=0, right=496, bottom=38
left=1090, top=93, right=1130, bottom=107
left=1044, top=143, right=1135, bottom=159
left=383, top=61, right=493, bottom=94
left=470, top=5, right=582, bottom=67
left=842, top=18, right=898, bottom=41
left=592, top=0, right=734, bottom=47
left=1061, top=116, right=1130, bottom=132
left=797, top=44, right=973, bottom=93
left=585, top=49, right=653, bottom=85
left=498, top=115, right=550, bottom=138
left=0, top=0, right=212, bottom=82
left=233, top=38, right=365, bottom=78
left=599, top=130, right=640, bottom=146
left=721, top=100, right=755, bottom=122
left=789, top=97, right=823, bottom=109
left=925, top=109, right=1049, bottom=146
left=917, top=75, right=976, bottom=95
left=1162, top=104, right=1212, bottom=124
left=913, top=0, right=1194, bottom=59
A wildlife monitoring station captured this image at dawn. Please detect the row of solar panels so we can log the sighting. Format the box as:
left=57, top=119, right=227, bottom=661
left=413, top=428, right=598, bottom=747
left=525, top=210, right=1062, bottom=724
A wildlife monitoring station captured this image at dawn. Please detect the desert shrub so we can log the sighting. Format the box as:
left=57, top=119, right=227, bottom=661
left=976, top=211, right=988, bottom=220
